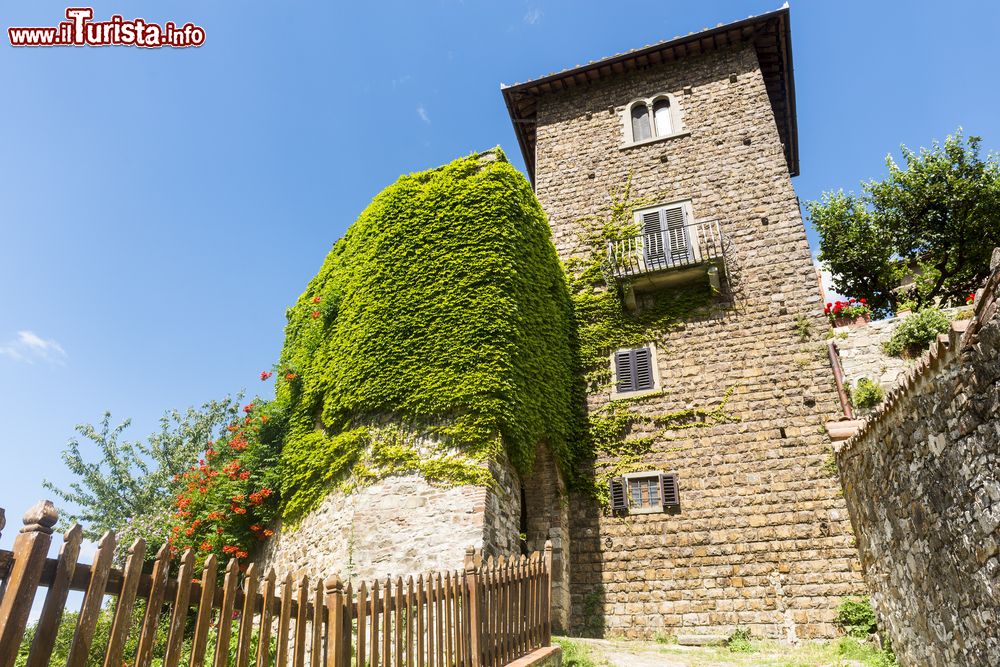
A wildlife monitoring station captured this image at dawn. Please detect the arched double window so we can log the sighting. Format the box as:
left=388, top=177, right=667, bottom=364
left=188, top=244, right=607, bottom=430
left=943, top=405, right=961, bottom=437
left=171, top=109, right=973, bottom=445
left=624, top=95, right=681, bottom=145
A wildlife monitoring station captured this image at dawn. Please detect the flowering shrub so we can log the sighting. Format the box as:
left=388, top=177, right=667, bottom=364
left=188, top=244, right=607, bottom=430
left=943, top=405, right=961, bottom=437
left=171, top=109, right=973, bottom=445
left=167, top=384, right=282, bottom=569
left=882, top=307, right=951, bottom=357
left=825, top=298, right=871, bottom=323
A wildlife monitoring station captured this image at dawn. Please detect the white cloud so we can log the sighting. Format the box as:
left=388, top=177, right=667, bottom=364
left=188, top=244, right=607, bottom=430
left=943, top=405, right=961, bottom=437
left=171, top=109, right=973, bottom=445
left=523, top=8, right=543, bottom=25
left=416, top=104, right=430, bottom=124
left=0, top=330, right=67, bottom=365
left=391, top=74, right=413, bottom=89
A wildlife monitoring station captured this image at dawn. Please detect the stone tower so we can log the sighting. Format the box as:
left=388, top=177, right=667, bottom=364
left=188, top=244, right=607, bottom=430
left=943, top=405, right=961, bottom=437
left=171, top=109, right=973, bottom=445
left=502, top=6, right=864, bottom=639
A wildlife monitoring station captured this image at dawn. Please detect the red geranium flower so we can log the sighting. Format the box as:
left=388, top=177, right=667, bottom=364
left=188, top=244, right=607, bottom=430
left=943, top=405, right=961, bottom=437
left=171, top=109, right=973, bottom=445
left=260, top=371, right=273, bottom=381
left=312, top=296, right=322, bottom=304
left=311, top=310, right=321, bottom=319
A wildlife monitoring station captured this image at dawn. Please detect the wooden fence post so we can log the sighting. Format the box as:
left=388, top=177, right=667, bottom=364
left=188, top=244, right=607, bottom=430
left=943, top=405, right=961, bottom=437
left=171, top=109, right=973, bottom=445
left=463, top=547, right=481, bottom=667
left=325, top=575, right=344, bottom=667
left=0, top=501, right=58, bottom=667
left=542, top=540, right=553, bottom=648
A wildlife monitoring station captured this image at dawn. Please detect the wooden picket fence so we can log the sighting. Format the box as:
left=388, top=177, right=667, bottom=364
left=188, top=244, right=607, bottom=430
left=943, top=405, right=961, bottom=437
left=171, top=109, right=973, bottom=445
left=0, top=501, right=552, bottom=667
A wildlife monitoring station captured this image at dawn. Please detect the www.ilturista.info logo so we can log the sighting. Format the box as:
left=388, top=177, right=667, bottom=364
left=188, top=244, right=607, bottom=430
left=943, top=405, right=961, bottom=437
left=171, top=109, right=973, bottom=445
left=8, top=8, right=205, bottom=48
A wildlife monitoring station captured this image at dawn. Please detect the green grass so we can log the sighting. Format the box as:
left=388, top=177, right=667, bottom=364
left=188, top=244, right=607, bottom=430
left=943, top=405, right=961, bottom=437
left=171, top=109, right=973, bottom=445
left=554, top=638, right=610, bottom=667
left=554, top=636, right=897, bottom=667
left=656, top=637, right=896, bottom=666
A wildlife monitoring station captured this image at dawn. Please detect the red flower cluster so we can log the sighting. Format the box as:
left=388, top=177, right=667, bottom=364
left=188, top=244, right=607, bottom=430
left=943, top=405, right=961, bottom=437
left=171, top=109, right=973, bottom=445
left=966, top=292, right=976, bottom=305
left=165, top=373, right=280, bottom=570
left=824, top=297, right=868, bottom=315
left=312, top=295, right=322, bottom=304
left=249, top=488, right=272, bottom=506
left=250, top=523, right=276, bottom=539
left=311, top=310, right=321, bottom=319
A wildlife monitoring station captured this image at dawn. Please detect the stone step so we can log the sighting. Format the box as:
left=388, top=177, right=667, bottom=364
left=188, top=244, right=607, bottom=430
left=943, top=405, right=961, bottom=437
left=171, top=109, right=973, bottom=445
left=675, top=634, right=728, bottom=646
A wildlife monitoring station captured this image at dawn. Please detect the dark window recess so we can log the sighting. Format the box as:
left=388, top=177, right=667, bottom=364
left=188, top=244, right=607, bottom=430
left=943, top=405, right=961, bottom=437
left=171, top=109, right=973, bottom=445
left=609, top=478, right=627, bottom=513
left=660, top=473, right=680, bottom=507
left=615, top=347, right=654, bottom=393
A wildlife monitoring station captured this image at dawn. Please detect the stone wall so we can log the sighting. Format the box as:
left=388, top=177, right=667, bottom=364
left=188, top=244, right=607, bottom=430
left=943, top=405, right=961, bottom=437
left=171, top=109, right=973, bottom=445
left=532, top=43, right=863, bottom=639
left=258, top=454, right=523, bottom=587
left=835, top=252, right=1000, bottom=667
left=522, top=443, right=571, bottom=631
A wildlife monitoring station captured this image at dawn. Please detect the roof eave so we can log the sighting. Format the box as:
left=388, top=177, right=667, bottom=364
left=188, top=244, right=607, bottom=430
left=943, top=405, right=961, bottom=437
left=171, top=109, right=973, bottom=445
left=501, top=5, right=798, bottom=183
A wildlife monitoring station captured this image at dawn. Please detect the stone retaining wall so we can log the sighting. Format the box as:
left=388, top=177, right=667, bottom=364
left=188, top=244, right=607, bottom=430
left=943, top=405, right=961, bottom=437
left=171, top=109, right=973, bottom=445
left=257, top=454, right=522, bottom=587
left=835, top=250, right=1000, bottom=667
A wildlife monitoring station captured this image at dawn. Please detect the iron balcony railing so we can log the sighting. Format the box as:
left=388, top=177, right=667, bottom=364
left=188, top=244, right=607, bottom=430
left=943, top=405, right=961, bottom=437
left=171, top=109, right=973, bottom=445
left=605, top=217, right=725, bottom=280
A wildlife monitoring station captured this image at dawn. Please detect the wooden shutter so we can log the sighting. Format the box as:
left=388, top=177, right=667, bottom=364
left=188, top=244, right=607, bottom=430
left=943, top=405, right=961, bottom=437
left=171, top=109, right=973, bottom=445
left=615, top=347, right=655, bottom=394
left=663, top=205, right=690, bottom=264
left=660, top=473, right=680, bottom=508
left=609, top=478, right=627, bottom=513
left=633, top=347, right=654, bottom=391
left=641, top=210, right=665, bottom=266
left=614, top=349, right=635, bottom=393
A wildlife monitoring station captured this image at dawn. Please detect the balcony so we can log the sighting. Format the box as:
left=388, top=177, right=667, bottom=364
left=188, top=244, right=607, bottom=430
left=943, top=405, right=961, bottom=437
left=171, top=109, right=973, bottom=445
left=605, top=218, right=727, bottom=303
left=606, top=217, right=725, bottom=278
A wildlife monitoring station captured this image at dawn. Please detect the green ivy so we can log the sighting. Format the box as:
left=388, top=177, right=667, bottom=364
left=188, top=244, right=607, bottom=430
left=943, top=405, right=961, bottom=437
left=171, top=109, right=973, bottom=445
left=274, top=150, right=580, bottom=522
left=562, top=175, right=736, bottom=499
left=585, top=387, right=740, bottom=506
left=565, top=176, right=717, bottom=389
left=272, top=162, right=739, bottom=522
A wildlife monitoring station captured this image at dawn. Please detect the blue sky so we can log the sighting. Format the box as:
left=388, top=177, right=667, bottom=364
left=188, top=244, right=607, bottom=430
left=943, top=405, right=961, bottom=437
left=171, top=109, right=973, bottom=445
left=2, top=0, right=999, bottom=544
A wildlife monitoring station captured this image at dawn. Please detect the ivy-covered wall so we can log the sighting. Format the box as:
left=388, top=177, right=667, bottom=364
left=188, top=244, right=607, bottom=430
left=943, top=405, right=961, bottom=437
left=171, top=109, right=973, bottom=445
left=271, top=149, right=579, bottom=525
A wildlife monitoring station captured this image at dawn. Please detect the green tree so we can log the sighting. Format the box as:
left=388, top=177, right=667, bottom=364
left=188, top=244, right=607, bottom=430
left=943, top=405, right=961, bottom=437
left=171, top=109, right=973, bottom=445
left=43, top=396, right=242, bottom=543
left=808, top=130, right=1000, bottom=317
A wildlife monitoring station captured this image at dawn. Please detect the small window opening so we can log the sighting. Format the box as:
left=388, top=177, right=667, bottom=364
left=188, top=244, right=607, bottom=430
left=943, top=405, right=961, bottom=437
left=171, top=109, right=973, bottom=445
left=614, top=346, right=655, bottom=394
left=653, top=99, right=672, bottom=136
left=610, top=472, right=680, bottom=514
left=630, top=104, right=651, bottom=142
